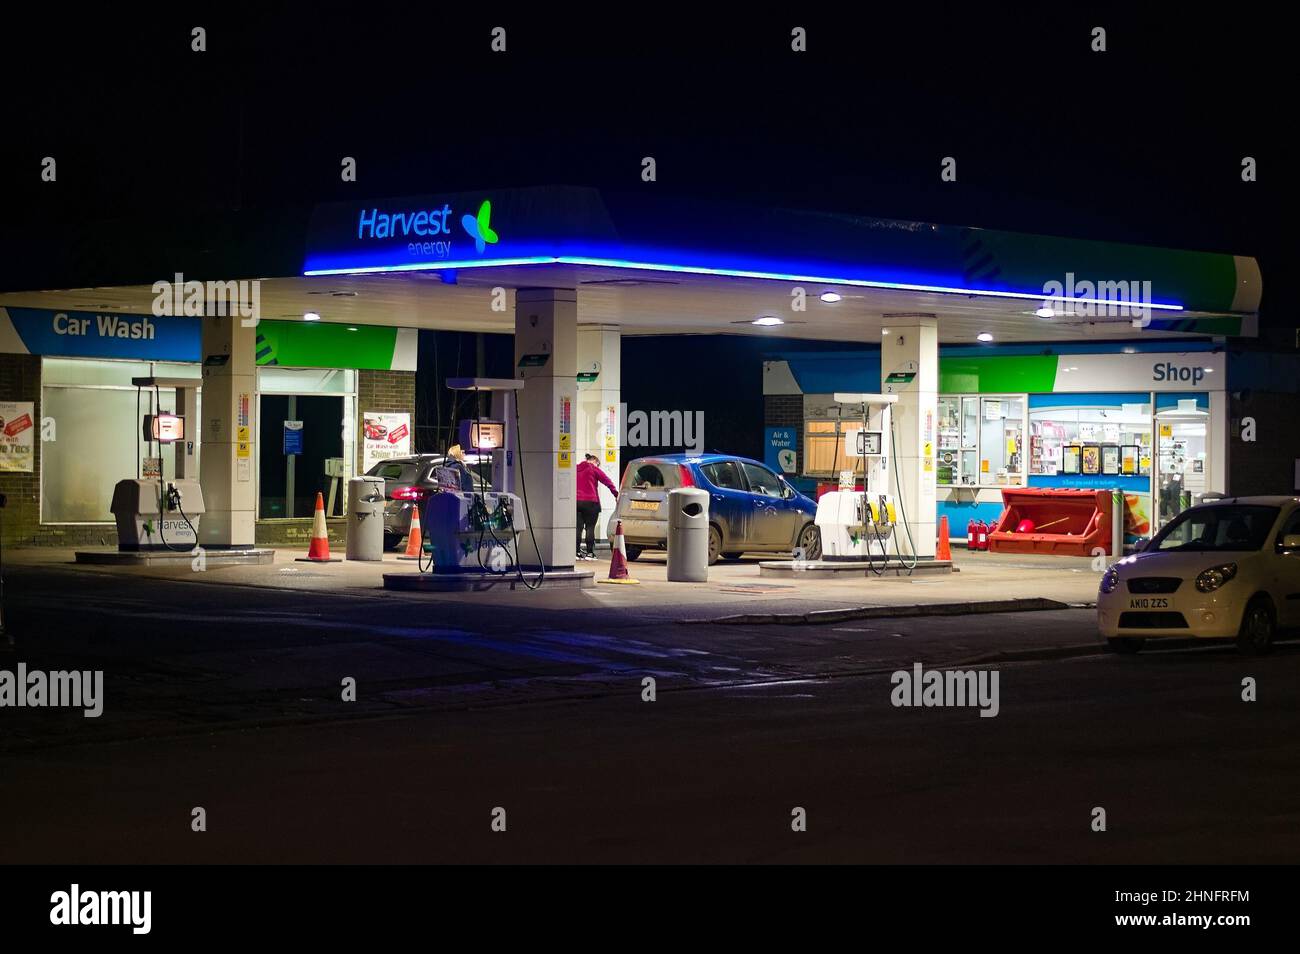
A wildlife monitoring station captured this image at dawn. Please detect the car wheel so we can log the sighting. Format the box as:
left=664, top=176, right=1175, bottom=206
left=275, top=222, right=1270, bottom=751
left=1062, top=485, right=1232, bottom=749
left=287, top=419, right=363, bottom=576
left=721, top=551, right=745, bottom=561
left=624, top=544, right=644, bottom=561
left=707, top=526, right=722, bottom=565
left=1106, top=637, right=1145, bottom=655
left=1236, top=595, right=1276, bottom=655
left=383, top=532, right=403, bottom=551
left=797, top=523, right=822, bottom=561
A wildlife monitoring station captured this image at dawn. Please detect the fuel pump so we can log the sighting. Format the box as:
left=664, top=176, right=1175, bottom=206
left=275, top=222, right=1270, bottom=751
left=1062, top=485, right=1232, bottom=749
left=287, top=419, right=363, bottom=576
left=814, top=392, right=901, bottom=563
left=110, top=376, right=205, bottom=551
left=422, top=378, right=543, bottom=588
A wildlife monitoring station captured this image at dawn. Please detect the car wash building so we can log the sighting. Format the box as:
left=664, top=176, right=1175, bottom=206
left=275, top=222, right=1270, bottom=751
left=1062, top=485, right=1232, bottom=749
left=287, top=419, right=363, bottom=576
left=0, top=184, right=1267, bottom=562
left=0, top=305, right=416, bottom=547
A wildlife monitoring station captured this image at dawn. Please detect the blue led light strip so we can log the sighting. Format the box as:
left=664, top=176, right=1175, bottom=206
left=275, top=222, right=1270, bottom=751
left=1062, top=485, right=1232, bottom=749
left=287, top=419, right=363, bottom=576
left=303, top=255, right=1186, bottom=312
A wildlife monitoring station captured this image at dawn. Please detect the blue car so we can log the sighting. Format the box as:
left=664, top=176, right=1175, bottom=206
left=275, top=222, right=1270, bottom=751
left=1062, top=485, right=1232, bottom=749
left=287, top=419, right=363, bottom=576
left=607, top=453, right=821, bottom=564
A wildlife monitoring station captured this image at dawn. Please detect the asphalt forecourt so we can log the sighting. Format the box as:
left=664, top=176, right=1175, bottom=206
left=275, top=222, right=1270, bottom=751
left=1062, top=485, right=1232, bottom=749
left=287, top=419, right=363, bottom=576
left=4, top=545, right=1103, bottom=624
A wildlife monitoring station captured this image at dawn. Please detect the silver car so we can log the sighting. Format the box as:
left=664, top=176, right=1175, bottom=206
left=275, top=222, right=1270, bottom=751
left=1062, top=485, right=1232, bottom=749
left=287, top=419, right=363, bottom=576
left=366, top=454, right=489, bottom=550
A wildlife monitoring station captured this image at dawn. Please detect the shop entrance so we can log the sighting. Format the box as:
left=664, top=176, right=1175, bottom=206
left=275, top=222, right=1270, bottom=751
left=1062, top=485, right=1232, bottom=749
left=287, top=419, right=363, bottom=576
left=256, top=368, right=356, bottom=519
left=1154, top=399, right=1210, bottom=529
left=258, top=394, right=346, bottom=518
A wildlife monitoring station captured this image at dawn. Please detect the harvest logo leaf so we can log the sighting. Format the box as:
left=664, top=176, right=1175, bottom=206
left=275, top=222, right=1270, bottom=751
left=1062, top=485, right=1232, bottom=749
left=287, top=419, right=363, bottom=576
left=461, top=200, right=499, bottom=253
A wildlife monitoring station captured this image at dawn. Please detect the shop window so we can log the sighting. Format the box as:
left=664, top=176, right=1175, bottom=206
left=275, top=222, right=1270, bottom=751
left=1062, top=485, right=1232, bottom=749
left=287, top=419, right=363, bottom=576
left=804, top=419, right=864, bottom=478
left=938, top=396, right=981, bottom=485
left=1029, top=402, right=1153, bottom=478
left=980, top=397, right=1024, bottom=485
left=938, top=394, right=1020, bottom=486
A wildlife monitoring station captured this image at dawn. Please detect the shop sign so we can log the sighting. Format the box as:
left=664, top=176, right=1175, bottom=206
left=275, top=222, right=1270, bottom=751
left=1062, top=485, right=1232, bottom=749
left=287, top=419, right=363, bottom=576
left=0, top=401, right=35, bottom=473
left=939, top=351, right=1226, bottom=394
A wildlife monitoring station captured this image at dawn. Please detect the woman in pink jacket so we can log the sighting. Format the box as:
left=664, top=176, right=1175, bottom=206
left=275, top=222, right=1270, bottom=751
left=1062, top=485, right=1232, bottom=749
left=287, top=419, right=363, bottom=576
left=576, top=453, right=618, bottom=560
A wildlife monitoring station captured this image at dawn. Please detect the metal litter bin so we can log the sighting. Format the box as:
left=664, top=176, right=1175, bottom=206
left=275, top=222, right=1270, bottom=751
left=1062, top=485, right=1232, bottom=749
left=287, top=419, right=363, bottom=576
left=666, top=486, right=710, bottom=582
left=346, top=476, right=386, bottom=561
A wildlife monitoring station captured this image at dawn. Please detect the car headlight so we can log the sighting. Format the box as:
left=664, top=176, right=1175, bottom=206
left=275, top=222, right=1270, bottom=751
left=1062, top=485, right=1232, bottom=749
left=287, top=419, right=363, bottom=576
left=1195, top=563, right=1238, bottom=593
left=1099, top=565, right=1120, bottom=594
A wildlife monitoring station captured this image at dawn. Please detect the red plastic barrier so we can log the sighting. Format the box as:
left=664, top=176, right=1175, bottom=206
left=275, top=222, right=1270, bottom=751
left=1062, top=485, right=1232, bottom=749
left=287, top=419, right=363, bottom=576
left=987, top=488, right=1114, bottom=556
left=816, top=481, right=863, bottom=500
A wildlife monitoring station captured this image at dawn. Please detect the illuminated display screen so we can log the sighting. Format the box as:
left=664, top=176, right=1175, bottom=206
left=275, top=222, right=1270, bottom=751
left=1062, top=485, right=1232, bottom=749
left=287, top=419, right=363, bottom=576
left=145, top=414, right=184, bottom=443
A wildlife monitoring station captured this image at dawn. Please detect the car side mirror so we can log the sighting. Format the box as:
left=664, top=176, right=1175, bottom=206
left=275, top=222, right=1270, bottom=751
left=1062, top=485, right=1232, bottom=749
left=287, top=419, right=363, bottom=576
left=781, top=482, right=795, bottom=500
left=1278, top=533, right=1300, bottom=551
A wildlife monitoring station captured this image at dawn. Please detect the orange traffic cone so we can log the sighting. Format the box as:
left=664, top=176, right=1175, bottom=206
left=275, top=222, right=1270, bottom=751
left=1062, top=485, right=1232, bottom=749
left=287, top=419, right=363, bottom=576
left=400, top=504, right=423, bottom=560
left=297, top=492, right=340, bottom=562
left=598, top=520, right=640, bottom=585
left=936, top=514, right=952, bottom=561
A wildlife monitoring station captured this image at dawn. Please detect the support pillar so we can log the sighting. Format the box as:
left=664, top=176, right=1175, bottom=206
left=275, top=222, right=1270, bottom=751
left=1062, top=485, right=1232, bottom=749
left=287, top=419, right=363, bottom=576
left=881, top=317, right=938, bottom=558
left=513, top=289, right=577, bottom=569
left=199, top=315, right=257, bottom=548
left=576, top=325, right=621, bottom=545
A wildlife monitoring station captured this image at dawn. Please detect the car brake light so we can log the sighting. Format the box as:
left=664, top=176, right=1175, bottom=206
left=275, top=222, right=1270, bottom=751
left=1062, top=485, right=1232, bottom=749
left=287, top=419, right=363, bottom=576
left=391, top=486, right=426, bottom=501
left=678, top=465, right=695, bottom=488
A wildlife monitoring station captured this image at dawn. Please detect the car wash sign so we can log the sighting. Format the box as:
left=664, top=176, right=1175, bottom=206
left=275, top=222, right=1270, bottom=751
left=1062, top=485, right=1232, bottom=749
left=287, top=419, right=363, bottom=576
left=0, top=306, right=199, bottom=361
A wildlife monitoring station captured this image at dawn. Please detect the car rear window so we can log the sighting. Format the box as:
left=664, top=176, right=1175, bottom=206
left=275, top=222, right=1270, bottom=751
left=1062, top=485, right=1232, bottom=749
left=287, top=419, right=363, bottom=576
left=1151, top=505, right=1279, bottom=552
left=623, top=460, right=683, bottom=490
left=368, top=461, right=418, bottom=482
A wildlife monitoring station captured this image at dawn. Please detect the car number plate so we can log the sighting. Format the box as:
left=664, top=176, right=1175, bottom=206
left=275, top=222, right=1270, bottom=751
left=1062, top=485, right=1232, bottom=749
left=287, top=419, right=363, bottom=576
left=630, top=499, right=660, bottom=512
left=1129, top=597, right=1169, bottom=609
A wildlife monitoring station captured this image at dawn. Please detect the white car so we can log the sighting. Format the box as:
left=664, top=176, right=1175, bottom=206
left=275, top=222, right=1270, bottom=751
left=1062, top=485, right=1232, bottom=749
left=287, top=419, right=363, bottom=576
left=1097, top=496, right=1300, bottom=655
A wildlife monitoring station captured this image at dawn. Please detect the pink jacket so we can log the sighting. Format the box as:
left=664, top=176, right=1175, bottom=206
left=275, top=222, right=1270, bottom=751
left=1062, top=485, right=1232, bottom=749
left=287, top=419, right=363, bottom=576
left=577, top=460, right=618, bottom=502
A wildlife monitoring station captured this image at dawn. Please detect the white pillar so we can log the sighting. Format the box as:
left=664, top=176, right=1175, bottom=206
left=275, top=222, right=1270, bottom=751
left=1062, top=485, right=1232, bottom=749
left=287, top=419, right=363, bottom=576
left=199, top=314, right=257, bottom=548
left=514, top=288, right=578, bottom=569
left=577, top=325, right=621, bottom=544
left=881, top=317, right=938, bottom=558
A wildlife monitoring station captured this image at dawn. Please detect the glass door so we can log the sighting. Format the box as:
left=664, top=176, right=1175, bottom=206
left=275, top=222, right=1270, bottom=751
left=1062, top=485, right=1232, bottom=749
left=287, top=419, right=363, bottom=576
left=1154, top=409, right=1209, bottom=530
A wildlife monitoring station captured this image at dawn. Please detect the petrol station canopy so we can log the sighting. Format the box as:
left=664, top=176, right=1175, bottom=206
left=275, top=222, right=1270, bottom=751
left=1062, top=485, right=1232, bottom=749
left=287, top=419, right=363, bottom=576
left=0, top=185, right=1262, bottom=344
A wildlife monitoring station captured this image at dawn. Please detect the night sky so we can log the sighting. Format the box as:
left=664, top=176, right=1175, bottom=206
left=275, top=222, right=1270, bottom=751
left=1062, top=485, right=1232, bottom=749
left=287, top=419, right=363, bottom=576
left=2, top=11, right=1287, bottom=459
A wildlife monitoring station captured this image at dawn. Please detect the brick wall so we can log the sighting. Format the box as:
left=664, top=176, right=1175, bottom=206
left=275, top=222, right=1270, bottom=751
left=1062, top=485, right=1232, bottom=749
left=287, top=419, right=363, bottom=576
left=1229, top=392, right=1298, bottom=496
left=0, top=354, right=42, bottom=548
left=764, top=393, right=803, bottom=461
left=356, top=369, right=416, bottom=472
